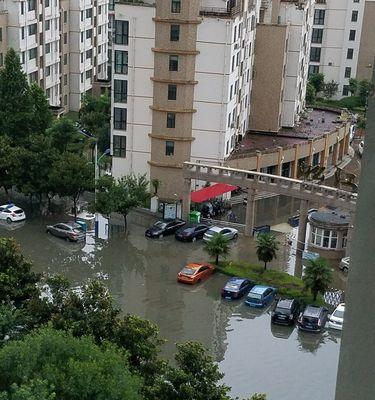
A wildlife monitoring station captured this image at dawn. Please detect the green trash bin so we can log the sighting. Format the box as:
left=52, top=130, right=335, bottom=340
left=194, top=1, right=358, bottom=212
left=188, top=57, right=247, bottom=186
left=189, top=211, right=201, bottom=223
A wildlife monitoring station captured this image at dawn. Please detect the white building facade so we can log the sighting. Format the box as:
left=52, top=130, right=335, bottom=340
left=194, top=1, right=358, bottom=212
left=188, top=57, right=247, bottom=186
left=111, top=0, right=260, bottom=198
left=308, top=0, right=365, bottom=98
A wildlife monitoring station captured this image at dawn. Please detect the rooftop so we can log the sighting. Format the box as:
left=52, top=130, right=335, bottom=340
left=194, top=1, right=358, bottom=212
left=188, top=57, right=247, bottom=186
left=230, top=108, right=346, bottom=159
left=309, top=210, right=351, bottom=226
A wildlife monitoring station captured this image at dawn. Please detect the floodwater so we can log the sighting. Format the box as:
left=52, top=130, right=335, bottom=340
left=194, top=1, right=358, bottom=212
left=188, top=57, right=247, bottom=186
left=0, top=196, right=344, bottom=400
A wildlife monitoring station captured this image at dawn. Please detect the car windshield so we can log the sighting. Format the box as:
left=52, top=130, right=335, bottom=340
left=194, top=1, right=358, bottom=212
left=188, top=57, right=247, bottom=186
left=303, top=316, right=318, bottom=324
left=181, top=268, right=196, bottom=276
left=13, top=209, right=24, bottom=214
left=205, top=229, right=218, bottom=235
left=332, top=309, right=344, bottom=319
left=225, top=283, right=239, bottom=290
left=154, top=221, right=167, bottom=229
left=71, top=225, right=84, bottom=232
left=249, top=293, right=262, bottom=300
left=275, top=307, right=291, bottom=315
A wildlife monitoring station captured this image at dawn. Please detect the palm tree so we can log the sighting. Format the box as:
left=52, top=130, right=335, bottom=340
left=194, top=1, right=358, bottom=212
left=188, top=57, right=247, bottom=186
left=303, top=257, right=333, bottom=301
left=256, top=233, right=279, bottom=271
left=203, top=233, right=231, bottom=265
left=151, top=178, right=161, bottom=196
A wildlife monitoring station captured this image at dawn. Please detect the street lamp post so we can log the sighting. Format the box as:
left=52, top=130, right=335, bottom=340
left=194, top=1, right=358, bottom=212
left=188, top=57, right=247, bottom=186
left=94, top=143, right=110, bottom=204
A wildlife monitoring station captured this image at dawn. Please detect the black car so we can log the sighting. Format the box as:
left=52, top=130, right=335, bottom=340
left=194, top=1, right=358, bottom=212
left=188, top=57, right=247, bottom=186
left=297, top=305, right=329, bottom=333
left=175, top=223, right=210, bottom=242
left=271, top=298, right=300, bottom=325
left=145, top=218, right=186, bottom=238
left=221, top=277, right=255, bottom=300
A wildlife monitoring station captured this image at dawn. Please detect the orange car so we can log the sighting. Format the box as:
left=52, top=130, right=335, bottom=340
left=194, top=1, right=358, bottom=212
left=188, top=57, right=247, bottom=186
left=177, top=263, right=215, bottom=284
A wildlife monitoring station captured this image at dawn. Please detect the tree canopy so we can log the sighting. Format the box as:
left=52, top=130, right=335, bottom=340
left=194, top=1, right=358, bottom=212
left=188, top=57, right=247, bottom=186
left=255, top=233, right=279, bottom=270
left=204, top=233, right=231, bottom=265
left=303, top=257, right=333, bottom=301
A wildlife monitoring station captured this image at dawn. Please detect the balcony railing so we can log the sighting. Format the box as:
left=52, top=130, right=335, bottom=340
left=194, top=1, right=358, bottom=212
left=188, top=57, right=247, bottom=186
left=200, top=1, right=243, bottom=17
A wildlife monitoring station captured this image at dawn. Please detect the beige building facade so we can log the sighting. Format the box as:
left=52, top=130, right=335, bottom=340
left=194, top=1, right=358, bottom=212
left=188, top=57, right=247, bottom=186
left=357, top=0, right=375, bottom=81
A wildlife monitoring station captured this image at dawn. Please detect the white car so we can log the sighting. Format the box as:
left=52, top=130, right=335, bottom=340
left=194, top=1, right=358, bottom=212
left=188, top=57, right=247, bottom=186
left=339, top=256, right=350, bottom=273
left=203, top=226, right=238, bottom=242
left=358, top=141, right=364, bottom=157
left=328, top=303, right=345, bottom=331
left=0, top=204, right=26, bottom=223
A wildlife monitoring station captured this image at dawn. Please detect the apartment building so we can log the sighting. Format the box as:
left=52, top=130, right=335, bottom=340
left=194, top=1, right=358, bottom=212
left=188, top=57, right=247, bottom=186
left=250, top=0, right=314, bottom=132
left=0, top=0, right=109, bottom=112
left=308, top=0, right=365, bottom=98
left=357, top=0, right=375, bottom=81
left=111, top=0, right=260, bottom=199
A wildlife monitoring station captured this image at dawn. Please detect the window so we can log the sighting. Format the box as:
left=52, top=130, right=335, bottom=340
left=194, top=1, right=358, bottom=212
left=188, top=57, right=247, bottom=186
left=64, top=11, right=68, bottom=23
left=114, top=50, right=128, bottom=74
left=343, top=85, right=350, bottom=96
left=86, top=8, right=92, bottom=19
left=45, top=66, right=51, bottom=77
left=64, top=32, right=68, bottom=44
left=166, top=141, right=175, bottom=156
left=168, top=84, right=177, bottom=100
left=349, top=30, right=356, bottom=41
left=345, top=67, right=351, bottom=78
left=311, top=227, right=339, bottom=249
left=351, top=10, right=358, bottom=22
left=310, top=47, right=321, bottom=62
left=86, top=29, right=92, bottom=39
left=85, top=69, right=92, bottom=80
left=21, top=27, right=25, bottom=40
left=170, top=25, right=180, bottom=41
left=29, top=71, right=38, bottom=82
left=99, top=5, right=102, bottom=14
left=29, top=47, right=37, bottom=60
left=64, top=74, right=68, bottom=85
left=115, top=20, right=129, bottom=45
left=114, top=108, right=127, bottom=130
left=167, top=112, right=176, bottom=128
left=46, top=88, right=51, bottom=99
left=113, top=135, right=126, bottom=157
left=21, top=2, right=25, bottom=14
left=45, top=43, right=51, bottom=54
left=312, top=28, right=323, bottom=44
left=46, top=0, right=50, bottom=7
left=114, top=79, right=128, bottom=103
left=64, top=54, right=67, bottom=65
left=28, top=23, right=37, bottom=36
left=169, top=55, right=179, bottom=71
left=313, top=9, right=325, bottom=25
left=28, top=0, right=36, bottom=12
left=0, top=53, right=3, bottom=67
left=86, top=49, right=92, bottom=59
left=171, top=0, right=181, bottom=13
left=308, top=65, right=319, bottom=76
left=45, top=20, right=50, bottom=31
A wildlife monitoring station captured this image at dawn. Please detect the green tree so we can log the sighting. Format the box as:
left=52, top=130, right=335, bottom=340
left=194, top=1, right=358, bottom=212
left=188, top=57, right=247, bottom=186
left=305, top=82, right=316, bottom=104
left=29, top=83, right=52, bottom=134
left=255, top=233, right=279, bottom=271
left=47, top=118, right=84, bottom=154
left=0, top=328, right=142, bottom=400
left=151, top=178, right=161, bottom=196
left=94, top=174, right=150, bottom=230
left=0, top=136, right=15, bottom=199
left=323, top=80, right=339, bottom=100
left=79, top=94, right=111, bottom=154
left=358, top=79, right=374, bottom=106
left=50, top=152, right=94, bottom=219
left=309, top=73, right=325, bottom=93
left=0, top=49, right=32, bottom=143
left=0, top=380, right=56, bottom=400
left=348, top=78, right=358, bottom=96
left=0, top=238, right=40, bottom=308
left=303, top=257, right=333, bottom=301
left=203, top=233, right=231, bottom=265
left=149, top=341, right=231, bottom=400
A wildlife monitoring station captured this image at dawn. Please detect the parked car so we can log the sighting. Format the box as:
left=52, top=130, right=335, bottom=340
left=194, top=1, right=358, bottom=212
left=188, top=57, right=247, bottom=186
left=46, top=222, right=86, bottom=242
left=203, top=226, right=238, bottom=242
left=177, top=262, right=215, bottom=284
left=297, top=305, right=329, bottom=333
left=145, top=218, right=186, bottom=238
left=245, top=285, right=277, bottom=308
left=271, top=298, right=300, bottom=325
left=339, top=256, right=350, bottom=273
left=221, top=277, right=255, bottom=299
left=175, top=223, right=210, bottom=242
left=358, top=140, right=364, bottom=157
left=328, top=303, right=345, bottom=331
left=0, top=204, right=26, bottom=223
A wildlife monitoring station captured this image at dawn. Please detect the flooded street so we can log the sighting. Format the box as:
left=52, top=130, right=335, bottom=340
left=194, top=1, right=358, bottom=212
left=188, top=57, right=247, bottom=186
left=0, top=195, right=344, bottom=400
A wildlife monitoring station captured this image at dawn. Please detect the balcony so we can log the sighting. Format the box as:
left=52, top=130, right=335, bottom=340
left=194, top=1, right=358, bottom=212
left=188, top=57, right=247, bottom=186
left=200, top=1, right=243, bottom=17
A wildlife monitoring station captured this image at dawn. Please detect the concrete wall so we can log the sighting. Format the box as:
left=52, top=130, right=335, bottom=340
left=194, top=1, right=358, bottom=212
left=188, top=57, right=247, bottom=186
left=357, top=0, right=375, bottom=81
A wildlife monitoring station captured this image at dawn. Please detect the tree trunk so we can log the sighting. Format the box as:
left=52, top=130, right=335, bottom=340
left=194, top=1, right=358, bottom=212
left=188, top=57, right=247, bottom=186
left=73, top=198, right=77, bottom=221
left=313, top=291, right=317, bottom=301
left=215, top=254, right=219, bottom=265
left=264, top=261, right=267, bottom=271
left=123, top=214, right=128, bottom=231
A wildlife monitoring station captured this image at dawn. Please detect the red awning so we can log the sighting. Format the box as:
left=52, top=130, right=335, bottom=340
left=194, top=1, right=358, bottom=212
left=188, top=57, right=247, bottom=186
left=191, top=183, right=238, bottom=203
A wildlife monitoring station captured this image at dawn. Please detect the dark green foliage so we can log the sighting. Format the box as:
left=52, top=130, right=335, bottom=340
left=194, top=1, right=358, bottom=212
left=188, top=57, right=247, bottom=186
left=306, top=82, right=316, bottom=104
left=0, top=238, right=40, bottom=307
left=323, top=80, right=339, bottom=100
left=358, top=79, right=374, bottom=106
left=308, top=73, right=325, bottom=93
left=256, top=233, right=279, bottom=271
left=47, top=118, right=84, bottom=154
left=29, top=83, right=53, bottom=134
left=79, top=94, right=111, bottom=153
left=0, top=328, right=142, bottom=400
left=0, top=49, right=32, bottom=143
left=204, top=233, right=231, bottom=265
left=0, top=136, right=15, bottom=197
left=303, top=257, right=333, bottom=301
left=348, top=78, right=358, bottom=96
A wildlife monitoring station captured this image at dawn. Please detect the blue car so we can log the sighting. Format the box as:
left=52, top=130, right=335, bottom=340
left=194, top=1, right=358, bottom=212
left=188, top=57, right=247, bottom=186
left=221, top=277, right=255, bottom=300
left=245, top=285, right=277, bottom=308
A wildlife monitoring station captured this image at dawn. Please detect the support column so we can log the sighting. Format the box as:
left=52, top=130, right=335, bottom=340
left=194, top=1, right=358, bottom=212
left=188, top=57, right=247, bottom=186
left=306, top=139, right=314, bottom=166
left=320, top=133, right=329, bottom=169
left=338, top=138, right=345, bottom=161
left=291, top=144, right=300, bottom=179
left=245, top=188, right=256, bottom=237
left=275, top=146, right=283, bottom=176
left=182, top=178, right=191, bottom=221
left=345, top=212, right=355, bottom=257
left=296, top=199, right=309, bottom=275
left=332, top=141, right=339, bottom=166
left=343, top=131, right=350, bottom=155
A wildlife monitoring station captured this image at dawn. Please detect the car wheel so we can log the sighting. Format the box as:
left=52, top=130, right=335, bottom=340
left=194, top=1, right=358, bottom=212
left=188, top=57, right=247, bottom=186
left=65, top=236, right=70, bottom=242
left=159, top=233, right=164, bottom=239
left=192, top=237, right=197, bottom=243
left=342, top=267, right=348, bottom=273
left=233, top=233, right=238, bottom=240
left=6, top=217, right=12, bottom=224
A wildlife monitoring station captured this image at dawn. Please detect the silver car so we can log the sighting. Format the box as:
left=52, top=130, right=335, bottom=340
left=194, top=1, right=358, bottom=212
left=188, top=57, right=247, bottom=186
left=203, top=226, right=238, bottom=242
left=339, top=256, right=350, bottom=273
left=46, top=222, right=86, bottom=242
